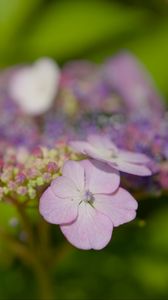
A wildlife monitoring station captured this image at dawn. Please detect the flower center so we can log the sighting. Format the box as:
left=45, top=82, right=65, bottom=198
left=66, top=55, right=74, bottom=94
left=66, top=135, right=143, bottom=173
left=81, top=190, right=95, bottom=204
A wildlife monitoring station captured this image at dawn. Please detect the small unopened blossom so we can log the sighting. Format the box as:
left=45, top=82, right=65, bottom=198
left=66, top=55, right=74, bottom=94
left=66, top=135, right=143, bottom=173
left=8, top=181, right=17, bottom=191
left=47, top=162, right=58, bottom=173
left=42, top=172, right=52, bottom=181
left=28, top=187, right=37, bottom=199
left=15, top=173, right=26, bottom=184
left=40, top=160, right=138, bottom=250
left=17, top=186, right=28, bottom=196
left=9, top=58, right=60, bottom=115
left=70, top=134, right=152, bottom=176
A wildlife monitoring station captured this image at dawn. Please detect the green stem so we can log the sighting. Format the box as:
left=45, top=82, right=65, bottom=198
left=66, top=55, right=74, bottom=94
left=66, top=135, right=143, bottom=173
left=17, top=204, right=35, bottom=248
left=1, top=226, right=54, bottom=300
left=7, top=198, right=55, bottom=299
left=18, top=208, right=54, bottom=299
left=32, top=258, right=54, bottom=300
left=37, top=217, right=52, bottom=266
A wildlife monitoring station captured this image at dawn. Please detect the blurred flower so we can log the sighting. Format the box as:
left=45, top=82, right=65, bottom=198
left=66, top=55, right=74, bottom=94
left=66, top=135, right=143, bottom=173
left=104, top=52, right=165, bottom=118
left=70, top=134, right=152, bottom=176
left=59, top=60, right=123, bottom=115
left=9, top=58, right=60, bottom=115
left=41, top=113, right=74, bottom=147
left=58, top=53, right=165, bottom=120
left=118, top=115, right=168, bottom=162
left=3, top=117, right=40, bottom=149
left=39, top=159, right=137, bottom=250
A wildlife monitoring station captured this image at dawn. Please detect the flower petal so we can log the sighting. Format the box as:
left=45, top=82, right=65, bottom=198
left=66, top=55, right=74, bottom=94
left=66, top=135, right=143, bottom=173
left=39, top=187, right=78, bottom=224
left=84, top=146, right=108, bottom=161
left=95, top=188, right=138, bottom=227
left=80, top=159, right=120, bottom=194
left=110, top=160, right=152, bottom=176
left=70, top=139, right=109, bottom=159
left=119, top=150, right=150, bottom=163
left=62, top=160, right=85, bottom=191
left=51, top=176, right=79, bottom=199
left=70, top=136, right=152, bottom=177
left=87, top=134, right=117, bottom=152
left=85, top=146, right=152, bottom=176
left=61, top=202, right=113, bottom=250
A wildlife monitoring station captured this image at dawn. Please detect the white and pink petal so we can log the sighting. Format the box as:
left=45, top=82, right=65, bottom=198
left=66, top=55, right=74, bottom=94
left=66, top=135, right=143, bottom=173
left=80, top=159, right=120, bottom=194
left=95, top=188, right=138, bottom=227
left=108, top=160, right=152, bottom=176
left=119, top=150, right=150, bottom=164
left=62, top=160, right=85, bottom=191
left=51, top=176, right=79, bottom=199
left=61, top=202, right=113, bottom=250
left=87, top=134, right=117, bottom=152
left=39, top=187, right=78, bottom=224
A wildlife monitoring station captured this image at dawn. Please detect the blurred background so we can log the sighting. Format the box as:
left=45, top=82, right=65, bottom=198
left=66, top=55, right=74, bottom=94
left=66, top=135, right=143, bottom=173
left=0, top=0, right=168, bottom=299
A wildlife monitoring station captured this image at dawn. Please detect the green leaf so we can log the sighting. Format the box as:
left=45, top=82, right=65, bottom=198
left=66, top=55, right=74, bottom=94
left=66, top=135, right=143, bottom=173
left=0, top=0, right=43, bottom=64
left=18, top=1, right=149, bottom=61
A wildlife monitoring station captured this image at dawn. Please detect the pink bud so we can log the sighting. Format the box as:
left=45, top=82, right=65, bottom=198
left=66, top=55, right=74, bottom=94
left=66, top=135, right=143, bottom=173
left=47, top=162, right=58, bottom=173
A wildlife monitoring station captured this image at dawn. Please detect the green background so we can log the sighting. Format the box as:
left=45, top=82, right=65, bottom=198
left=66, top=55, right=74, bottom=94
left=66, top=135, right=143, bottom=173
left=0, top=0, right=168, bottom=299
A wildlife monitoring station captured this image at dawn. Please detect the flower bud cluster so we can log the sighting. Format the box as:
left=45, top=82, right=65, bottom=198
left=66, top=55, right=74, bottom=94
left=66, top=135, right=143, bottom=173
left=0, top=142, right=77, bottom=202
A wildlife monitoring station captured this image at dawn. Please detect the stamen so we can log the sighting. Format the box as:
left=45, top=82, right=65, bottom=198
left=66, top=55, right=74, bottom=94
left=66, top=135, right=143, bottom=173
left=82, top=190, right=95, bottom=204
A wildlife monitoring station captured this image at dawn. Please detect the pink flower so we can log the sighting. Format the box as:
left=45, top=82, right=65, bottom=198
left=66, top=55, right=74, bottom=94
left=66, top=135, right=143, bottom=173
left=39, top=159, right=138, bottom=250
left=70, top=134, right=152, bottom=176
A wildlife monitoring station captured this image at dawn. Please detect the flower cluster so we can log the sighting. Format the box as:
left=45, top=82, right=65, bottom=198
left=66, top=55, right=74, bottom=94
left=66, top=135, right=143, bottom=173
left=58, top=52, right=165, bottom=118
left=0, top=142, right=77, bottom=202
left=40, top=135, right=152, bottom=250
left=0, top=51, right=168, bottom=250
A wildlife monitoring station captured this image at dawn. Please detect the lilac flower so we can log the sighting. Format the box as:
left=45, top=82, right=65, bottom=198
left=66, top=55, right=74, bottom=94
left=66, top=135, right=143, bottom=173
left=118, top=115, right=168, bottom=162
left=70, top=134, right=152, bottom=176
left=9, top=58, right=60, bottom=115
left=39, top=159, right=138, bottom=250
left=60, top=60, right=123, bottom=114
left=41, top=113, right=74, bottom=147
left=104, top=52, right=165, bottom=118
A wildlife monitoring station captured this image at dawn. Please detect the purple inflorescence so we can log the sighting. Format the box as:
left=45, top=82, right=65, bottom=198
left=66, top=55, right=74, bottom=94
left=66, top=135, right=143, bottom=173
left=0, top=52, right=167, bottom=200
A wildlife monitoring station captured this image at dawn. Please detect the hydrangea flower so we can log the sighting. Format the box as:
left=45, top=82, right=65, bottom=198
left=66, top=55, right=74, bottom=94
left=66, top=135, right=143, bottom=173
left=70, top=134, right=152, bottom=176
left=59, top=60, right=123, bottom=115
left=39, top=160, right=138, bottom=250
left=9, top=58, right=60, bottom=115
left=104, top=52, right=165, bottom=118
